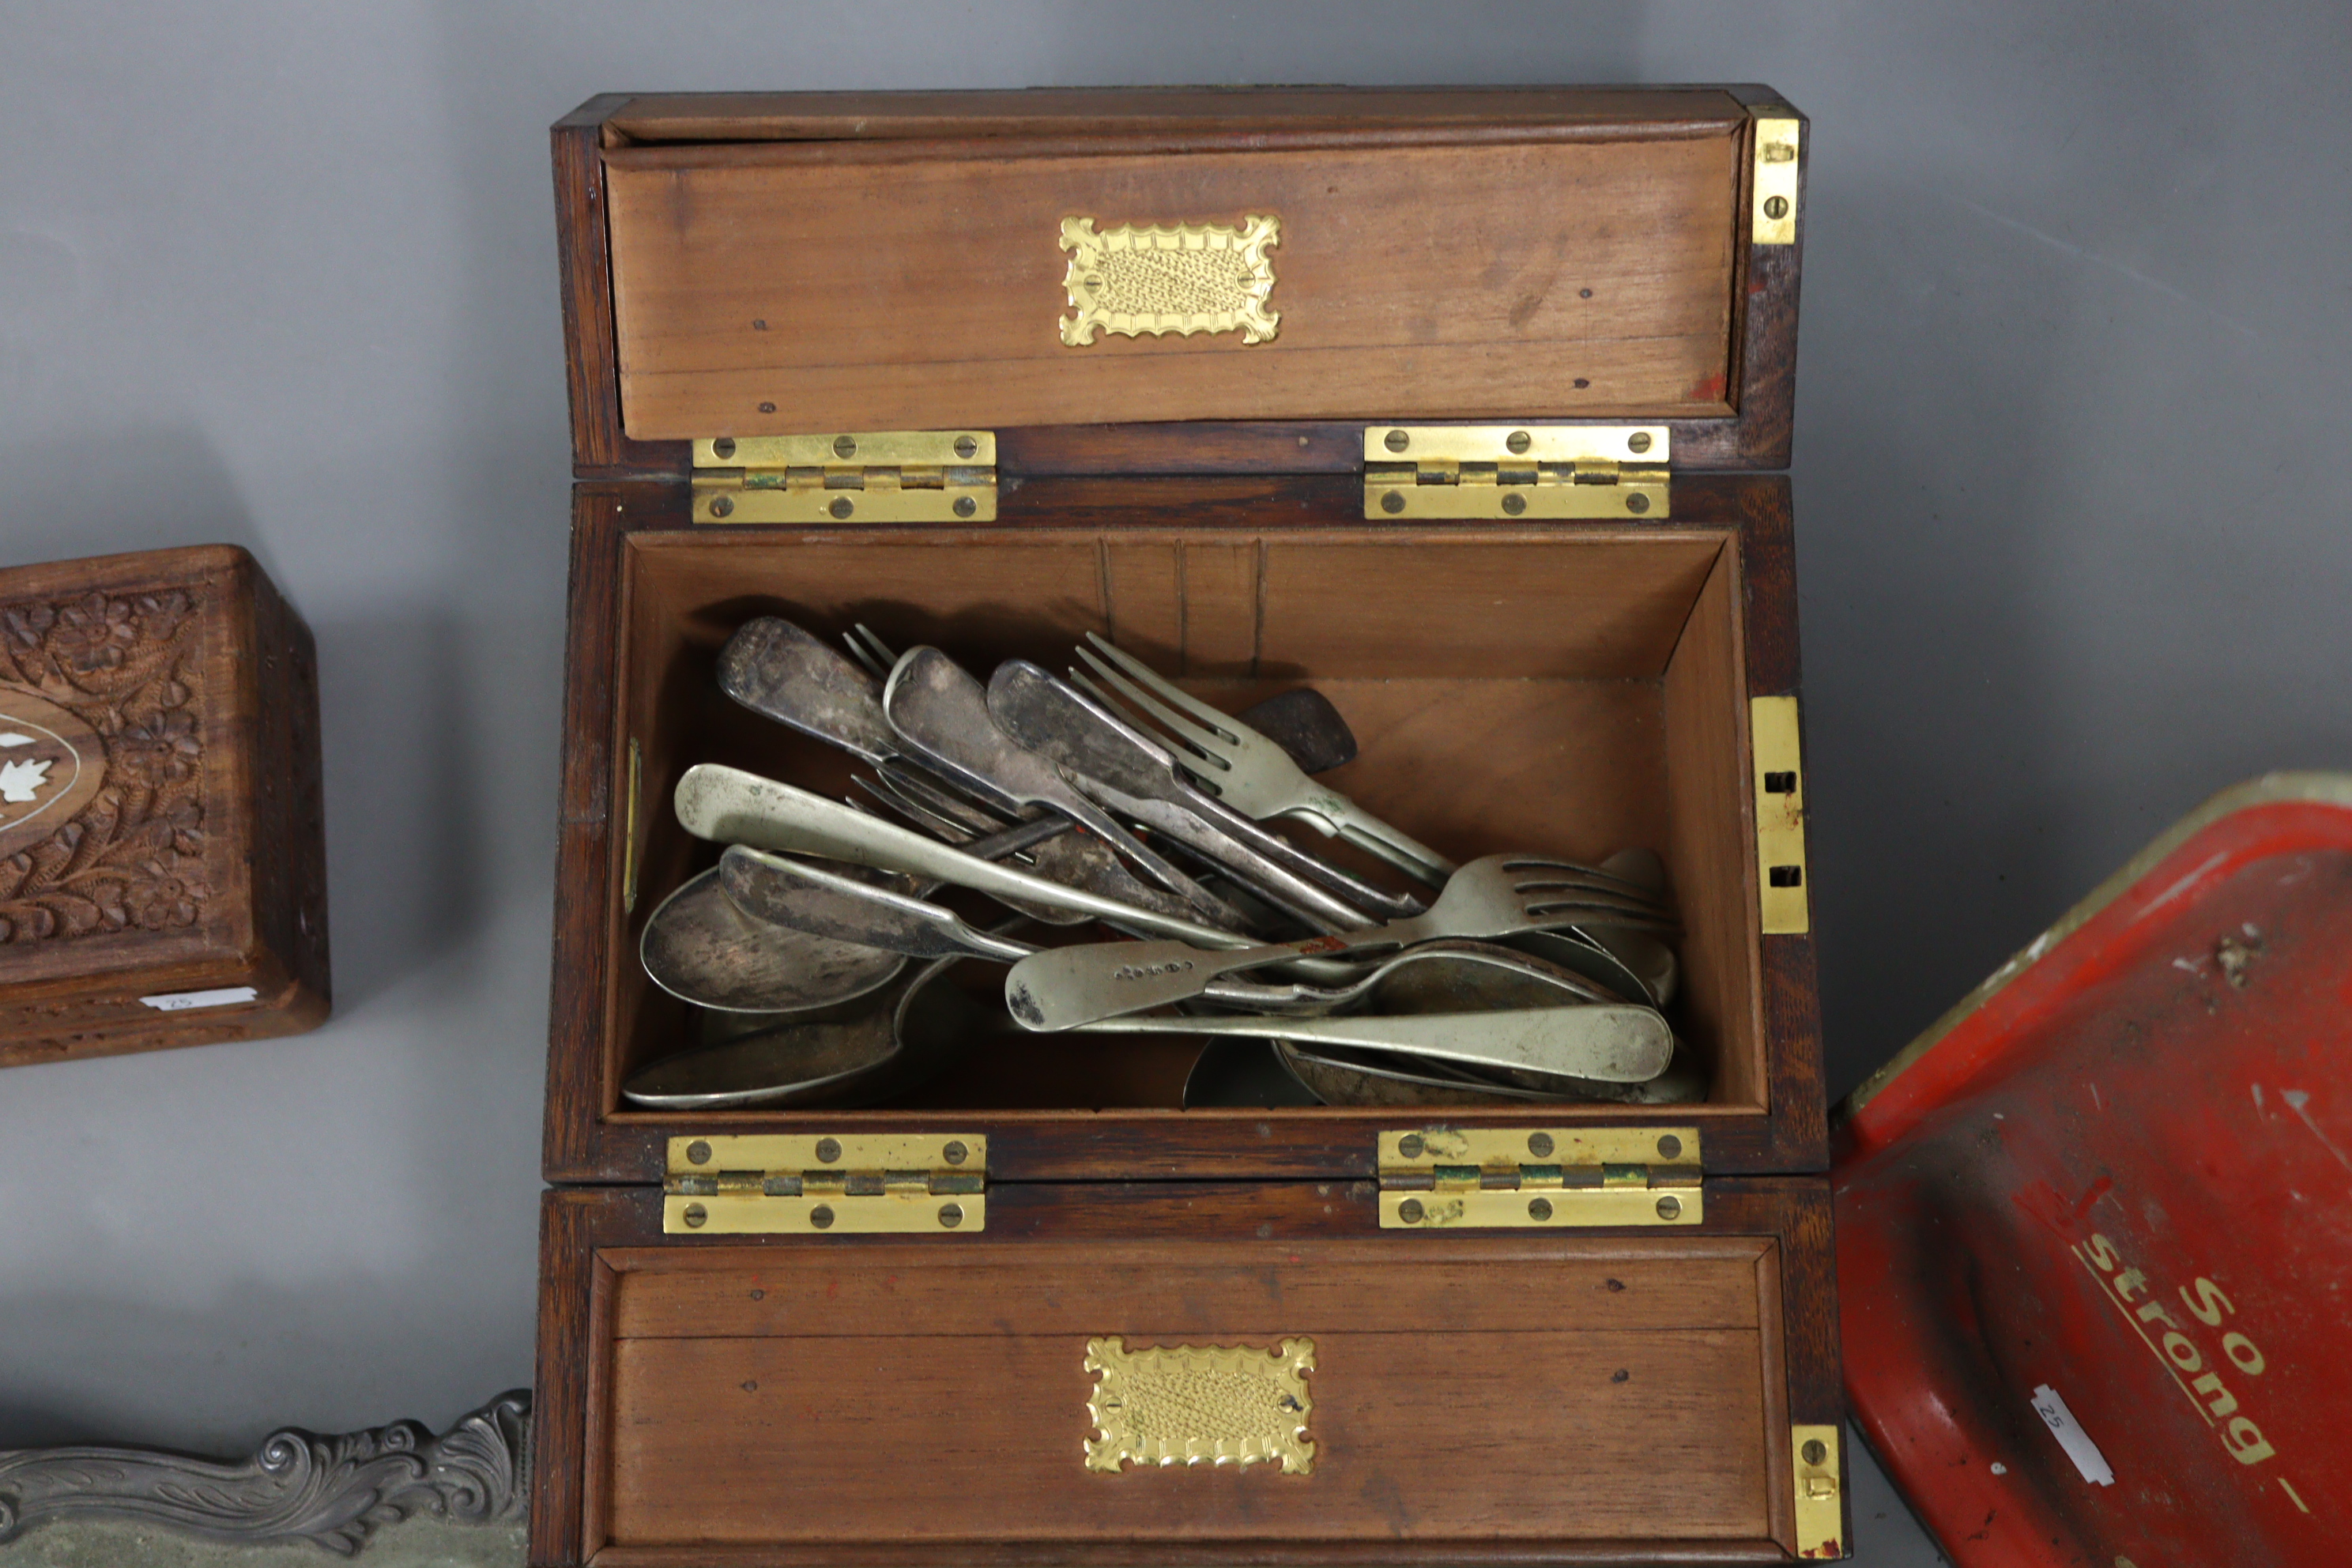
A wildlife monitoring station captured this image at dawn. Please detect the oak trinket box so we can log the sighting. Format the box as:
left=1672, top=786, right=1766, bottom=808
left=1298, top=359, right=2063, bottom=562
left=537, top=86, right=1842, bottom=1564
left=0, top=544, right=328, bottom=1066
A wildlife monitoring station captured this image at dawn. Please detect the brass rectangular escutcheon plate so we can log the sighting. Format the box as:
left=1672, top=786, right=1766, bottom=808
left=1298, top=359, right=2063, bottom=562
left=1084, top=1336, right=1316, bottom=1474
left=1753, top=115, right=1802, bottom=245
left=1792, top=1423, right=1845, bottom=1558
left=1751, top=695, right=1810, bottom=934
left=1060, top=215, right=1281, bottom=346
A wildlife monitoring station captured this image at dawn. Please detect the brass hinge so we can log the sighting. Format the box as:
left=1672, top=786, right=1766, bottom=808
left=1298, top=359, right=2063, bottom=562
left=1792, top=1425, right=1845, bottom=1558
left=1363, top=426, right=1670, bottom=521
left=662, top=1133, right=986, bottom=1234
left=1377, top=1127, right=1702, bottom=1228
left=1753, top=114, right=1802, bottom=246
left=691, top=432, right=997, bottom=524
left=1751, top=695, right=1810, bottom=934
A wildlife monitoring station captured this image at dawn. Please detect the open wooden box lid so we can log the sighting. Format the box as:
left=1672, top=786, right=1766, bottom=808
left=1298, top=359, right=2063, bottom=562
left=555, top=86, right=1805, bottom=478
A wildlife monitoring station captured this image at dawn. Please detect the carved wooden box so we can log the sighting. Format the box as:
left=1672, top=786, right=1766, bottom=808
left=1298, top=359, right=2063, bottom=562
left=0, top=545, right=328, bottom=1066
left=537, top=88, right=1844, bottom=1564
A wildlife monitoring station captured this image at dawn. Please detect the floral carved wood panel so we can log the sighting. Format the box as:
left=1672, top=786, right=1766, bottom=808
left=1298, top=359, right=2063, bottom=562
left=0, top=589, right=210, bottom=944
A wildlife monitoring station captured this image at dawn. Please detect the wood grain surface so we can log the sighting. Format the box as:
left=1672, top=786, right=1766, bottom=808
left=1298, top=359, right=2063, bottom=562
left=553, top=91, right=1806, bottom=478
left=0, top=545, right=327, bottom=1065
left=531, top=1181, right=1844, bottom=1563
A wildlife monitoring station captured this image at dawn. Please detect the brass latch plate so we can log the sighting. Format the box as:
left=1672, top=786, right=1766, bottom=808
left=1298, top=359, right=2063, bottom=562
left=1753, top=115, right=1802, bottom=246
left=1792, top=1424, right=1845, bottom=1558
left=1377, top=1126, right=1703, bottom=1229
left=1363, top=426, right=1670, bottom=521
left=691, top=432, right=997, bottom=525
left=1751, top=695, right=1810, bottom=934
left=1084, top=1336, right=1316, bottom=1474
left=662, top=1133, right=986, bottom=1235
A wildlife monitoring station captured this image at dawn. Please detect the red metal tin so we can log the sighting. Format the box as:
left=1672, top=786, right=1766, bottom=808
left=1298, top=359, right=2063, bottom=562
left=1835, top=774, right=2352, bottom=1566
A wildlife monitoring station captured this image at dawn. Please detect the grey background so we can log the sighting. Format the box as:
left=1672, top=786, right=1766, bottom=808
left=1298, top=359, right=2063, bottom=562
left=3, top=3, right=2346, bottom=1562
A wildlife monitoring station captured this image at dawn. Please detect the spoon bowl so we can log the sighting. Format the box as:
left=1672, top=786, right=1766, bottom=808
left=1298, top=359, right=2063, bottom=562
left=639, top=867, right=906, bottom=1014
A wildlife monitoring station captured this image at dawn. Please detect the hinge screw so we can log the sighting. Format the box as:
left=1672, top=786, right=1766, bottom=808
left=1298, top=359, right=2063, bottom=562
left=1383, top=428, right=1411, bottom=452
left=938, top=1202, right=965, bottom=1229
left=828, top=496, right=854, bottom=520
left=1801, top=1438, right=1829, bottom=1466
left=1397, top=1133, right=1425, bottom=1159
left=712, top=437, right=737, bottom=460
left=1506, top=429, right=1532, bottom=454
left=686, top=1140, right=712, bottom=1165
left=953, top=496, right=978, bottom=518
left=1626, top=431, right=1653, bottom=454
left=710, top=496, right=735, bottom=518
left=1380, top=490, right=1405, bottom=514
left=1527, top=1197, right=1554, bottom=1222
left=1626, top=493, right=1651, bottom=514
left=943, top=1140, right=968, bottom=1165
left=1397, top=1198, right=1426, bottom=1223
left=1502, top=492, right=1527, bottom=516
left=1526, top=1132, right=1555, bottom=1158
left=809, top=1204, right=835, bottom=1230
left=1656, top=1194, right=1683, bottom=1221
left=1763, top=195, right=1790, bottom=220
left=815, top=1137, right=842, bottom=1163
left=682, top=1202, right=708, bottom=1228
left=953, top=434, right=979, bottom=458
left=1657, top=1134, right=1683, bottom=1159
left=833, top=435, right=858, bottom=458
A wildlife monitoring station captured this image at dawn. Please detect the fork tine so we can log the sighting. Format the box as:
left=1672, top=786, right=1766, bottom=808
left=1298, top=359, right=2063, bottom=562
left=853, top=624, right=899, bottom=671
left=1071, top=650, right=1231, bottom=771
left=841, top=628, right=888, bottom=680
left=1083, top=631, right=1242, bottom=744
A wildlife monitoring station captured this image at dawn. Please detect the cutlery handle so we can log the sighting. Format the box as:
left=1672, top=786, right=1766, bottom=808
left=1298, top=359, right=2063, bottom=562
left=677, top=765, right=1253, bottom=951
left=1068, top=1005, right=1674, bottom=1084
left=1003, top=929, right=1411, bottom=1030
left=1306, top=794, right=1456, bottom=888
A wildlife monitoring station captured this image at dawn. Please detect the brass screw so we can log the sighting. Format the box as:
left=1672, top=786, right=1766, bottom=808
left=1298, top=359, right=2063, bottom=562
left=1502, top=492, right=1527, bottom=516
left=1655, top=1194, right=1683, bottom=1221
left=953, top=435, right=979, bottom=458
left=1657, top=1134, right=1683, bottom=1160
left=1380, top=490, right=1406, bottom=514
left=1626, top=493, right=1651, bottom=515
left=1763, top=195, right=1790, bottom=220
left=1527, top=1197, right=1554, bottom=1222
left=1626, top=432, right=1653, bottom=454
left=1527, top=1132, right=1555, bottom=1158
left=938, top=1202, right=965, bottom=1229
left=712, top=437, right=737, bottom=460
left=815, top=1137, right=842, bottom=1163
left=952, top=496, right=978, bottom=518
left=832, top=435, right=858, bottom=458
left=1383, top=428, right=1411, bottom=453
left=1397, top=1133, right=1425, bottom=1159
left=809, top=1204, right=835, bottom=1230
left=682, top=1202, right=707, bottom=1228
left=1801, top=1438, right=1828, bottom=1466
left=710, top=496, right=734, bottom=518
left=1506, top=429, right=1532, bottom=454
left=1397, top=1197, right=1426, bottom=1223
left=943, top=1140, right=968, bottom=1165
left=828, top=496, right=854, bottom=520
left=687, top=1140, right=712, bottom=1165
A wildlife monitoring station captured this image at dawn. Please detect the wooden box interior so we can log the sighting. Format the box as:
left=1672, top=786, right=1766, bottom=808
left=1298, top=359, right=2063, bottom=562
left=606, top=504, right=1761, bottom=1131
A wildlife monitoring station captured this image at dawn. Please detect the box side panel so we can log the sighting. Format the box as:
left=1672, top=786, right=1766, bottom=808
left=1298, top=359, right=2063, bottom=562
left=533, top=1180, right=1832, bottom=1565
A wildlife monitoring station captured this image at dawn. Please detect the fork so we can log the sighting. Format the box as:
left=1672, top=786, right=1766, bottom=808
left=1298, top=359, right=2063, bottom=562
left=1001, top=852, right=1677, bottom=1029
left=1073, top=631, right=1458, bottom=888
